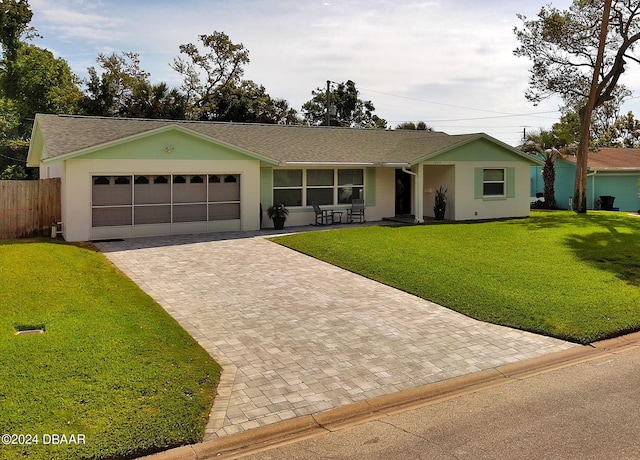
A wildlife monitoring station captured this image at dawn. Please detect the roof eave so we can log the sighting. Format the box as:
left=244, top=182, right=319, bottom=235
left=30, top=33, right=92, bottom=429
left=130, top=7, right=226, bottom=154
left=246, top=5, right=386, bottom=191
left=41, top=123, right=280, bottom=166
left=26, top=115, right=42, bottom=167
left=411, top=133, right=544, bottom=165
left=282, top=161, right=376, bottom=166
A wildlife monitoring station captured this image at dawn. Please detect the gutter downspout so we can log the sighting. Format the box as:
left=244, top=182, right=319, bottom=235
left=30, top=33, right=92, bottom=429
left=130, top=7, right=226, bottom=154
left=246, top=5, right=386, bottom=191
left=588, top=170, right=598, bottom=209
left=402, top=166, right=416, bottom=177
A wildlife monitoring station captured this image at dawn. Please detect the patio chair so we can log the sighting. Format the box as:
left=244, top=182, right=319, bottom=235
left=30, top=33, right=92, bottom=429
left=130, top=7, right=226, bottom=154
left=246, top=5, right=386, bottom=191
left=312, top=202, right=333, bottom=225
left=348, top=199, right=365, bottom=223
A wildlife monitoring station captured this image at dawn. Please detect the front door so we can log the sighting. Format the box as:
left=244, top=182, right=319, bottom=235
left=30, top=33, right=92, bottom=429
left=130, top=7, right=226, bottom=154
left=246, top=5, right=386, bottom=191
left=395, top=169, right=412, bottom=216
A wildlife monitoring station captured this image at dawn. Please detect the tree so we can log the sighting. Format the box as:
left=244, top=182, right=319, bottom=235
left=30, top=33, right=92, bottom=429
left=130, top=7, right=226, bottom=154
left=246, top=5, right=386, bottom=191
left=396, top=121, right=433, bottom=131
left=126, top=81, right=187, bottom=119
left=0, top=162, right=26, bottom=179
left=4, top=44, right=82, bottom=123
left=0, top=99, right=22, bottom=172
left=521, top=129, right=562, bottom=208
left=514, top=0, right=640, bottom=212
left=171, top=32, right=249, bottom=120
left=610, top=111, right=640, bottom=147
left=82, top=52, right=150, bottom=117
left=200, top=79, right=299, bottom=124
left=589, top=85, right=631, bottom=144
left=550, top=112, right=581, bottom=149
left=0, top=0, right=81, bottom=176
left=302, top=80, right=387, bottom=128
left=0, top=0, right=37, bottom=100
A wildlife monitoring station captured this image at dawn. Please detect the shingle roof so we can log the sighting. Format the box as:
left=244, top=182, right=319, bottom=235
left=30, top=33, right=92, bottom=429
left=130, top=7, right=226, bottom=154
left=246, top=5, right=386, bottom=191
left=561, top=148, right=640, bottom=170
left=32, top=114, right=512, bottom=165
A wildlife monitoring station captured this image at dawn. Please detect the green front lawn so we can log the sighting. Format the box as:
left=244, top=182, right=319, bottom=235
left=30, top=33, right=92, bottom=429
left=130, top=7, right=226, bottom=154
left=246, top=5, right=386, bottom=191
left=0, top=240, right=221, bottom=460
left=272, top=212, right=640, bottom=344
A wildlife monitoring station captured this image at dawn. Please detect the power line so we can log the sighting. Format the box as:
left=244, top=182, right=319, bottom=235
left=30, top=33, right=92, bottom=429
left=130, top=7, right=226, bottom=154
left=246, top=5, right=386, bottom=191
left=359, top=86, right=560, bottom=119
left=423, top=111, right=559, bottom=123
left=0, top=152, right=26, bottom=162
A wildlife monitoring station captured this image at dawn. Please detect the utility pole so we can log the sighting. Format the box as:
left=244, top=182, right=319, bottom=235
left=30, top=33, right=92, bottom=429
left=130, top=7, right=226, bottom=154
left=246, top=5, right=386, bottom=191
left=326, top=80, right=331, bottom=127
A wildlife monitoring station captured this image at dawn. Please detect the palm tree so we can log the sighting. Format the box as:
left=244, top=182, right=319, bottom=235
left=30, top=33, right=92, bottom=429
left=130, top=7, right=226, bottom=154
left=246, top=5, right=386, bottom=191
left=127, top=82, right=187, bottom=119
left=522, top=129, right=561, bottom=209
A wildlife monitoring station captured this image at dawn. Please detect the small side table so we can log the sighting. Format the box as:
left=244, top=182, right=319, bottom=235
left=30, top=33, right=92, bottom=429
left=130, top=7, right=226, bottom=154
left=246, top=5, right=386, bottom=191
left=332, top=211, right=343, bottom=224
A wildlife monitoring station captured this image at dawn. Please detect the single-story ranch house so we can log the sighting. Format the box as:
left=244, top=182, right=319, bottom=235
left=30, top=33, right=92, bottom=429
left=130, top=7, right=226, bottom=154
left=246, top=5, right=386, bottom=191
left=531, top=148, right=640, bottom=211
left=27, top=114, right=542, bottom=242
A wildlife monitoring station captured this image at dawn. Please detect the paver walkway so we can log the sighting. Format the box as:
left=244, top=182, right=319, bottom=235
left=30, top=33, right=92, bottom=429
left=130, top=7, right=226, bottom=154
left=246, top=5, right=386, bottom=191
left=96, top=228, right=577, bottom=440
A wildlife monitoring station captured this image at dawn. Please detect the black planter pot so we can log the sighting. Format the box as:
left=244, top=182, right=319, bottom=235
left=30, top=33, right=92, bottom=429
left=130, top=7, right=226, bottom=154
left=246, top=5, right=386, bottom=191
left=434, top=208, right=445, bottom=220
left=272, top=217, right=286, bottom=230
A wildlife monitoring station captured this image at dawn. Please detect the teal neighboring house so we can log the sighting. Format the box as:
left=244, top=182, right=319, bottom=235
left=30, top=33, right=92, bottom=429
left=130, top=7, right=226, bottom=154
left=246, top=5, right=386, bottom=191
left=28, top=114, right=541, bottom=242
left=531, top=148, right=640, bottom=211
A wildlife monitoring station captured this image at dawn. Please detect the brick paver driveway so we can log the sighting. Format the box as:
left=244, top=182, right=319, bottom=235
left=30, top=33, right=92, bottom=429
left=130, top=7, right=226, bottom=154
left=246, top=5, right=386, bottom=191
left=96, top=229, right=576, bottom=439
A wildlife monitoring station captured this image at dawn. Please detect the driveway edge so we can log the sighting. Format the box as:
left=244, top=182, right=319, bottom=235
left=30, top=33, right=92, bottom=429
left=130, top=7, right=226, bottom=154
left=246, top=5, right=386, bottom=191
left=143, top=332, right=640, bottom=460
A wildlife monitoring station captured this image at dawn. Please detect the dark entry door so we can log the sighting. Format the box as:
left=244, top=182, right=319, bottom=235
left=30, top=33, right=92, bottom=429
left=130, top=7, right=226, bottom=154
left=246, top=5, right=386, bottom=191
left=395, top=169, right=412, bottom=216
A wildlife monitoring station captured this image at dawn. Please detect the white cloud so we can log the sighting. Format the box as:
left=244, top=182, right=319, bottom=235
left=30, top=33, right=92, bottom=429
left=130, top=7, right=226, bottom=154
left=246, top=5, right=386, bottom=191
left=30, top=0, right=130, bottom=43
left=30, top=0, right=629, bottom=144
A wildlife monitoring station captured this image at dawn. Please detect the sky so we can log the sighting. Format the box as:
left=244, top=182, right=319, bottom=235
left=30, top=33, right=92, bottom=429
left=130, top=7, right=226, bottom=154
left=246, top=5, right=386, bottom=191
left=25, top=0, right=640, bottom=146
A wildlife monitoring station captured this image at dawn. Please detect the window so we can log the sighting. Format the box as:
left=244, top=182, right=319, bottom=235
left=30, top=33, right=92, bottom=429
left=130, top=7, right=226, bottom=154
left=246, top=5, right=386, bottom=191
left=306, top=169, right=334, bottom=206
left=273, top=169, right=303, bottom=207
left=273, top=168, right=364, bottom=207
left=93, top=176, right=110, bottom=185
left=483, top=169, right=505, bottom=196
left=134, top=175, right=149, bottom=184
left=338, top=169, right=364, bottom=204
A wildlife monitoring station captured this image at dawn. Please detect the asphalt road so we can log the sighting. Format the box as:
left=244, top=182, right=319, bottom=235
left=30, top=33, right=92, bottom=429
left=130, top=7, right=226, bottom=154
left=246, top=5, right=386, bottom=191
left=242, top=346, right=640, bottom=460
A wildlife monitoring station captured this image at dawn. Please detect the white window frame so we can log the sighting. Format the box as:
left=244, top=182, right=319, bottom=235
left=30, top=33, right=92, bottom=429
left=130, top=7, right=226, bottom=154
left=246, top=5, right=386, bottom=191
left=272, top=168, right=365, bottom=207
left=482, top=168, right=506, bottom=197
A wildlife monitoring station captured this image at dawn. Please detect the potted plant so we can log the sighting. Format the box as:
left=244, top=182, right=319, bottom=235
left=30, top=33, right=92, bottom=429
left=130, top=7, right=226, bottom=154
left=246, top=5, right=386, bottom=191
left=433, top=186, right=447, bottom=220
left=267, top=203, right=289, bottom=230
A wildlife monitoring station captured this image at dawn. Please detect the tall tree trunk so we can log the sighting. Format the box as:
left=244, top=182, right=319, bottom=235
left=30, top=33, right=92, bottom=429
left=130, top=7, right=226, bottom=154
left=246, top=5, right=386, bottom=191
left=573, top=0, right=611, bottom=213
left=542, top=154, right=557, bottom=209
left=574, top=108, right=590, bottom=212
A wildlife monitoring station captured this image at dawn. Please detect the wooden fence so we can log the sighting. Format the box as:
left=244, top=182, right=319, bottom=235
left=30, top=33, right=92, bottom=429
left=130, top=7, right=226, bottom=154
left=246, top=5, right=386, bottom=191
left=0, top=178, right=61, bottom=239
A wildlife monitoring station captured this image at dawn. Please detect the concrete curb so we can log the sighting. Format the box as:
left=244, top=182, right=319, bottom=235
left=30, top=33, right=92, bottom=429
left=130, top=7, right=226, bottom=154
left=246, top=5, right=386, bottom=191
left=143, top=333, right=640, bottom=460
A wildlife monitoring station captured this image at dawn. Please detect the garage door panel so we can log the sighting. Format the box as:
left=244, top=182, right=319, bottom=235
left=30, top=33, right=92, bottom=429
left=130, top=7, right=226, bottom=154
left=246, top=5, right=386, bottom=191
left=135, top=178, right=170, bottom=204
left=209, top=203, right=240, bottom=221
left=92, top=207, right=132, bottom=227
left=173, top=204, right=207, bottom=223
left=93, top=181, right=132, bottom=206
left=174, top=176, right=207, bottom=203
left=134, top=205, right=171, bottom=225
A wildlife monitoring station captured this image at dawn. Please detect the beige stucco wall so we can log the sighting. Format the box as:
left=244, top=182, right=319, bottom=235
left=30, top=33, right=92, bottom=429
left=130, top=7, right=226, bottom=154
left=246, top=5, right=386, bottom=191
left=423, top=164, right=455, bottom=220
left=418, top=137, right=536, bottom=221
left=454, top=161, right=531, bottom=220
